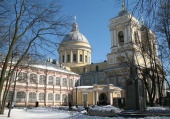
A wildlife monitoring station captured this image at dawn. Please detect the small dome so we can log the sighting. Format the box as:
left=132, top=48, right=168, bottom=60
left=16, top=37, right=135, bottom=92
left=61, top=21, right=89, bottom=43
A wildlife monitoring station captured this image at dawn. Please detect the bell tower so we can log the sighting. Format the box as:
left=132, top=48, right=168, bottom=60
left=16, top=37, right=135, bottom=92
left=107, top=1, right=141, bottom=67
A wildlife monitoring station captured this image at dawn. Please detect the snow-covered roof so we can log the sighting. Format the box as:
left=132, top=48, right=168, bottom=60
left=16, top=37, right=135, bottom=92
left=30, top=61, right=79, bottom=75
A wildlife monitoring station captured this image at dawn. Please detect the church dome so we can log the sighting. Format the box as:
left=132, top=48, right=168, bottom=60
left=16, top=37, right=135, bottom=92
left=61, top=22, right=89, bottom=43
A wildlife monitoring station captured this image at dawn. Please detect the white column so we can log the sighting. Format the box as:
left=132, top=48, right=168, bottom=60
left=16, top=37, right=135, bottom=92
left=89, top=53, right=91, bottom=64
left=36, top=92, right=39, bottom=101
left=93, top=92, right=95, bottom=105
left=96, top=91, right=98, bottom=103
left=45, top=93, right=48, bottom=106
left=110, top=92, right=113, bottom=105
left=60, top=93, right=62, bottom=106
left=124, top=26, right=128, bottom=43
left=53, top=93, right=55, bottom=106
left=113, top=30, right=117, bottom=46
left=70, top=50, right=73, bottom=63
left=77, top=50, right=79, bottom=63
left=83, top=50, right=85, bottom=63
left=110, top=30, right=114, bottom=47
left=64, top=51, right=66, bottom=62
left=26, top=92, right=29, bottom=105
left=60, top=52, right=62, bottom=63
left=127, top=25, right=131, bottom=42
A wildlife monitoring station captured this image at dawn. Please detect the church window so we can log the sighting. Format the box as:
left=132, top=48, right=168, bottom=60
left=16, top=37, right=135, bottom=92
left=118, top=31, right=124, bottom=46
left=62, top=78, right=67, bottom=86
left=73, top=54, right=76, bottom=62
left=39, top=75, right=45, bottom=85
left=69, top=79, right=73, bottom=87
left=48, top=76, right=54, bottom=85
left=18, top=72, right=27, bottom=82
left=48, top=93, right=53, bottom=101
left=16, top=91, right=26, bottom=102
left=96, top=65, right=99, bottom=72
left=62, top=55, right=64, bottom=62
left=30, top=73, right=37, bottom=84
left=85, top=55, right=87, bottom=62
left=80, top=54, right=83, bottom=62
left=56, top=77, right=60, bottom=85
left=55, top=94, right=60, bottom=101
left=62, top=94, right=67, bottom=102
left=67, top=54, right=70, bottom=62
left=7, top=91, right=13, bottom=101
left=39, top=93, right=45, bottom=102
left=29, top=92, right=36, bottom=102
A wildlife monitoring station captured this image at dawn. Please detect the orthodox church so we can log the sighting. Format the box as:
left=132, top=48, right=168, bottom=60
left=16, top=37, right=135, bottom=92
left=1, top=2, right=166, bottom=107
left=58, top=2, right=166, bottom=106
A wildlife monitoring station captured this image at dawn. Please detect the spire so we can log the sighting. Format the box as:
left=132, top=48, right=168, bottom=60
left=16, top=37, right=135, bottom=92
left=141, top=16, right=145, bottom=25
left=118, top=0, right=128, bottom=16
left=72, top=16, right=79, bottom=32
left=122, top=0, right=125, bottom=11
left=74, top=16, right=76, bottom=23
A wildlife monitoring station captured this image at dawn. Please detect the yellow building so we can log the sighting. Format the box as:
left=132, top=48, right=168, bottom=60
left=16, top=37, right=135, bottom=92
left=58, top=3, right=166, bottom=107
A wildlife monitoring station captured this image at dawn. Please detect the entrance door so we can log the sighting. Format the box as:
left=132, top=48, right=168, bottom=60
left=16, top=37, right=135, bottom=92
left=99, top=93, right=107, bottom=105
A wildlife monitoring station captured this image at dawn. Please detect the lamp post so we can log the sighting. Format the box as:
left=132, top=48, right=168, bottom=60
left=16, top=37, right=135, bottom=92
left=76, top=87, right=78, bottom=107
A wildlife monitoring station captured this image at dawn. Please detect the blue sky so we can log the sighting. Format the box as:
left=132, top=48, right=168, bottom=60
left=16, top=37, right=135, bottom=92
left=59, top=0, right=137, bottom=63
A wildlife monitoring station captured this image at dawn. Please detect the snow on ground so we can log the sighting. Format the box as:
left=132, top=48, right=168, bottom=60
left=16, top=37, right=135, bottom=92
left=0, top=106, right=170, bottom=119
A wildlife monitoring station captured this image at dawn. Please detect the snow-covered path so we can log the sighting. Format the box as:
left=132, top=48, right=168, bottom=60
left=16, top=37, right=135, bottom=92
left=0, top=106, right=170, bottom=119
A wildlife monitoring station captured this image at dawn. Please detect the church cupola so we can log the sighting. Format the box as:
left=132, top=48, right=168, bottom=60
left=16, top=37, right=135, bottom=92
left=58, top=17, right=92, bottom=68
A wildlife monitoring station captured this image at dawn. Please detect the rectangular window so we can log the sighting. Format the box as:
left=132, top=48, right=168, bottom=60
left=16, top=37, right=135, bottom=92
left=62, top=55, right=64, bottom=62
left=85, top=56, right=87, bottom=62
left=67, top=54, right=70, bottom=62
left=73, top=54, right=76, bottom=62
left=80, top=54, right=83, bottom=62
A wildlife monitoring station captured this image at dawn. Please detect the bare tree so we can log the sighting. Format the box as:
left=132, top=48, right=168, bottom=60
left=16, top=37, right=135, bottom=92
left=0, top=0, right=71, bottom=114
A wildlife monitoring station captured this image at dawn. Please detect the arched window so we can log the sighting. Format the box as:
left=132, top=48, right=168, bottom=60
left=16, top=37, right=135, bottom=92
left=39, top=75, right=46, bottom=85
left=62, top=78, right=67, bottom=86
left=62, top=94, right=67, bottom=102
left=56, top=77, right=60, bottom=85
left=48, top=93, right=53, bottom=101
left=30, top=73, right=37, bottom=84
left=39, top=93, right=45, bottom=102
left=7, top=91, right=13, bottom=101
left=69, top=79, right=73, bottom=87
left=55, top=94, right=60, bottom=102
left=18, top=72, right=27, bottom=82
left=48, top=76, right=53, bottom=85
left=118, top=31, right=124, bottom=46
left=16, top=91, right=26, bottom=102
left=29, top=92, right=36, bottom=102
